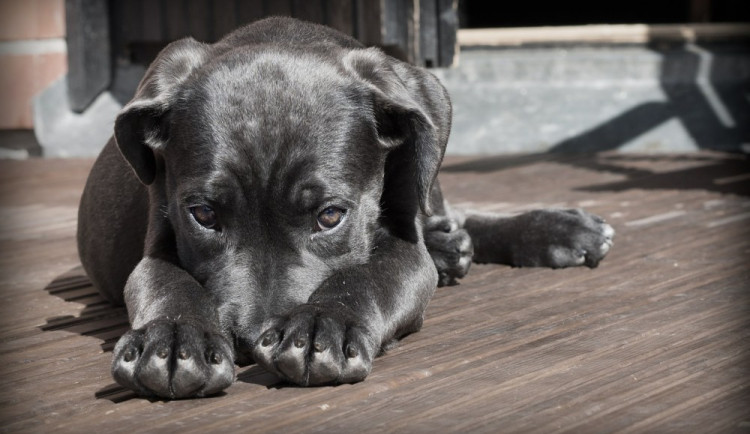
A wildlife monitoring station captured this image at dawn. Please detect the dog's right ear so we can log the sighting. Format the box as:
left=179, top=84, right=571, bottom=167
left=114, top=38, right=210, bottom=185
left=343, top=48, right=451, bottom=217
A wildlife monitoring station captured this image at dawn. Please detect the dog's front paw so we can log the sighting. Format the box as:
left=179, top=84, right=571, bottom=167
left=253, top=305, right=375, bottom=386
left=424, top=216, right=473, bottom=286
left=111, top=320, right=234, bottom=399
left=515, top=209, right=615, bottom=268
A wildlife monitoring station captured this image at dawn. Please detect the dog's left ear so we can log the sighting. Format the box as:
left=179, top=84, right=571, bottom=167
left=115, top=38, right=210, bottom=185
left=344, top=48, right=451, bottom=216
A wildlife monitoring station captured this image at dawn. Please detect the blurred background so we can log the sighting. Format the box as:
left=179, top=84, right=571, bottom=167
left=0, top=0, right=748, bottom=158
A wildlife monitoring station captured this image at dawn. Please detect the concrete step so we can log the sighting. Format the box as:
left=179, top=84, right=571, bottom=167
left=434, top=43, right=750, bottom=154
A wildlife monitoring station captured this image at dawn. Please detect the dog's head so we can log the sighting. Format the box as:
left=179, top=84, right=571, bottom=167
left=113, top=36, right=450, bottom=341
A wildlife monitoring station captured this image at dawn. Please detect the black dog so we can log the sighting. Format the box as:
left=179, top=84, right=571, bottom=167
left=77, top=17, right=614, bottom=399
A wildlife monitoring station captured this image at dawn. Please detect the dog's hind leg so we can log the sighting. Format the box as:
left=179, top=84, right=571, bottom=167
left=424, top=181, right=615, bottom=280
left=458, top=207, right=615, bottom=269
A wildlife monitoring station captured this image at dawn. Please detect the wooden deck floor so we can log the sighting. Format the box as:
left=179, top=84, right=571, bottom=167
left=0, top=153, right=748, bottom=432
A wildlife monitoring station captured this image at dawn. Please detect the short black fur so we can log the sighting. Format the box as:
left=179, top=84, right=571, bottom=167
left=77, top=17, right=614, bottom=398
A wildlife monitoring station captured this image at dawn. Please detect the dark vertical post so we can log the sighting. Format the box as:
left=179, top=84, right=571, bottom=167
left=164, top=0, right=189, bottom=39
left=382, top=0, right=417, bottom=63
left=212, top=0, right=238, bottom=39
left=264, top=0, right=292, bottom=16
left=326, top=0, right=355, bottom=36
left=187, top=0, right=211, bottom=42
left=236, top=0, right=264, bottom=25
left=65, top=0, right=111, bottom=113
left=355, top=0, right=382, bottom=46
left=420, top=0, right=439, bottom=67
left=437, top=0, right=457, bottom=67
left=293, top=0, right=324, bottom=24
left=142, top=0, right=164, bottom=42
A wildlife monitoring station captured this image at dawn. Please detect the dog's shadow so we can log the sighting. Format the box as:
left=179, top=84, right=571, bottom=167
left=39, top=266, right=142, bottom=403
left=40, top=266, right=139, bottom=402
left=41, top=266, right=128, bottom=353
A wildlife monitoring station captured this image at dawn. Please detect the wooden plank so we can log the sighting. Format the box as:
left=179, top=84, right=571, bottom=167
left=186, top=0, right=212, bottom=42
left=212, top=0, right=237, bottom=39
left=354, top=0, right=382, bottom=46
left=141, top=0, right=164, bottom=41
left=264, top=0, right=292, bottom=17
left=110, top=0, right=143, bottom=43
left=236, top=0, right=264, bottom=26
left=293, top=0, right=324, bottom=24
left=325, top=0, right=354, bottom=36
left=163, top=0, right=189, bottom=39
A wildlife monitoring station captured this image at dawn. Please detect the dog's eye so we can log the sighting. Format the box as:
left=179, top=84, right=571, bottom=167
left=317, top=206, right=346, bottom=230
left=189, top=205, right=218, bottom=229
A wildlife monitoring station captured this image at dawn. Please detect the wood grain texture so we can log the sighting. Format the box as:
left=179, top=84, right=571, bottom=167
left=0, top=153, right=748, bottom=432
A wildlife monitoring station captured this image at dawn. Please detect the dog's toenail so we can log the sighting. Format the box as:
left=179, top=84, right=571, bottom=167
left=314, top=342, right=325, bottom=352
left=294, top=337, right=306, bottom=348
left=157, top=348, right=169, bottom=359
left=123, top=348, right=136, bottom=362
left=178, top=350, right=189, bottom=360
left=346, top=346, right=358, bottom=358
left=261, top=333, right=275, bottom=346
left=210, top=352, right=222, bottom=364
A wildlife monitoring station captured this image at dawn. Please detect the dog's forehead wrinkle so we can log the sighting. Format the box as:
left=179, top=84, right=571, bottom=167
left=200, top=49, right=354, bottom=130
left=204, top=49, right=349, bottom=100
left=202, top=128, right=368, bottom=212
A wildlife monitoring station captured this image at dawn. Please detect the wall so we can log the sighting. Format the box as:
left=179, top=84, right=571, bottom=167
left=0, top=0, right=67, bottom=129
